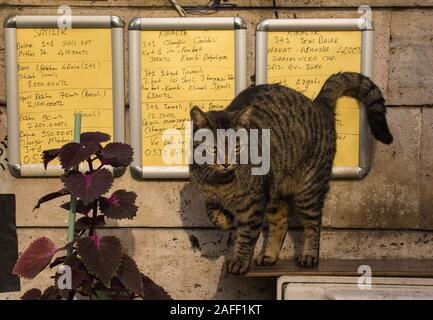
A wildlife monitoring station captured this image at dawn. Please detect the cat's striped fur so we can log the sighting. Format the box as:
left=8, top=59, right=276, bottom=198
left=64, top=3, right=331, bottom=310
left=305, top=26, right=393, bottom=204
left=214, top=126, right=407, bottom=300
left=190, top=72, right=393, bottom=275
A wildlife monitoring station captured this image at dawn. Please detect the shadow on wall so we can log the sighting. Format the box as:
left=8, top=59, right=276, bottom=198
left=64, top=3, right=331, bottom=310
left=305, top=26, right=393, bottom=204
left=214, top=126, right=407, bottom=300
left=104, top=219, right=137, bottom=257
left=0, top=135, right=7, bottom=173
left=179, top=183, right=276, bottom=299
left=0, top=105, right=8, bottom=173
left=0, top=194, right=20, bottom=293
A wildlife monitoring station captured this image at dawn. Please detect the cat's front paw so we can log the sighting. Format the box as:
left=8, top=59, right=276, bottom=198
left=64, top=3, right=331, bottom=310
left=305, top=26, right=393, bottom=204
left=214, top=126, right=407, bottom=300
left=255, top=253, right=278, bottom=266
left=207, top=208, right=235, bottom=230
left=226, top=257, right=251, bottom=275
left=211, top=214, right=234, bottom=230
left=298, top=249, right=319, bottom=268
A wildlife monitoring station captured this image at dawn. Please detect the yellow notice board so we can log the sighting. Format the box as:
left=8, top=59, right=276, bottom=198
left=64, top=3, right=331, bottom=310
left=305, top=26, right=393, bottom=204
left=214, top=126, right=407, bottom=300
left=140, top=30, right=235, bottom=167
left=16, top=28, right=113, bottom=165
left=267, top=31, right=362, bottom=167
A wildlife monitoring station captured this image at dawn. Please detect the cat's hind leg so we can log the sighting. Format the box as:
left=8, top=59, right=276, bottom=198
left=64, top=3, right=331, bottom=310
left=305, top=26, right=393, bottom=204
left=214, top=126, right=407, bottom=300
left=206, top=202, right=235, bottom=230
left=255, top=199, right=289, bottom=266
left=294, top=187, right=325, bottom=268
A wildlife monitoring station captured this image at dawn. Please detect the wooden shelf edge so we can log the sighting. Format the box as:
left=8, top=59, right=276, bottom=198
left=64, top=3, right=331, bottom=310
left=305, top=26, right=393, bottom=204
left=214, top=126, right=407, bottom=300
left=246, top=259, right=433, bottom=278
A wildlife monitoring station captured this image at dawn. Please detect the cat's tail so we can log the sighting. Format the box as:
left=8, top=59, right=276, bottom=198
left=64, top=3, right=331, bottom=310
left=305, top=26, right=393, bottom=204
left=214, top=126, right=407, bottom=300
left=314, top=72, right=393, bottom=144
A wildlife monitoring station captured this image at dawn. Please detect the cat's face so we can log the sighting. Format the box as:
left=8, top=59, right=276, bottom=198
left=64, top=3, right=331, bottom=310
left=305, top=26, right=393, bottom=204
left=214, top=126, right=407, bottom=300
left=189, top=106, right=252, bottom=183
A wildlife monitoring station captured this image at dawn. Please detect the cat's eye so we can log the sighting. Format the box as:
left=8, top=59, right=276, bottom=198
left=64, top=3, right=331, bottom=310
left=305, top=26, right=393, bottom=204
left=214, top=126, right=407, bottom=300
left=206, top=144, right=218, bottom=154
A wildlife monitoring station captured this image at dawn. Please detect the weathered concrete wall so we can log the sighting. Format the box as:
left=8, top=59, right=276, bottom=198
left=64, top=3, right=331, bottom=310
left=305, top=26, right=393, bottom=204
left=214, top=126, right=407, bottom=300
left=0, top=1, right=433, bottom=299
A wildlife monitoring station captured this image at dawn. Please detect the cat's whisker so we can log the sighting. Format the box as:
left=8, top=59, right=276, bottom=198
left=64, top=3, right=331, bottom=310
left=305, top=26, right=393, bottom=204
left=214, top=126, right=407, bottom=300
left=193, top=167, right=209, bottom=183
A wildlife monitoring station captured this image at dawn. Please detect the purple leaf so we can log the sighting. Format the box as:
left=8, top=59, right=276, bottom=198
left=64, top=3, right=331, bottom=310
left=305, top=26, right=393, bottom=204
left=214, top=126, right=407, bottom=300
left=94, top=277, right=126, bottom=293
left=61, top=168, right=113, bottom=205
left=34, top=188, right=70, bottom=211
left=99, top=190, right=138, bottom=220
left=109, top=277, right=127, bottom=293
left=41, top=286, right=60, bottom=300
left=117, top=255, right=144, bottom=296
left=74, top=217, right=92, bottom=232
left=42, top=148, right=60, bottom=170
left=141, top=274, right=172, bottom=300
left=49, top=256, right=66, bottom=269
left=60, top=200, right=93, bottom=215
left=93, top=279, right=129, bottom=300
left=59, top=142, right=99, bottom=170
left=101, top=143, right=134, bottom=167
left=21, top=288, right=42, bottom=300
left=61, top=255, right=88, bottom=290
left=77, top=235, right=122, bottom=287
left=12, top=237, right=59, bottom=279
left=75, top=215, right=105, bottom=232
left=81, top=132, right=111, bottom=145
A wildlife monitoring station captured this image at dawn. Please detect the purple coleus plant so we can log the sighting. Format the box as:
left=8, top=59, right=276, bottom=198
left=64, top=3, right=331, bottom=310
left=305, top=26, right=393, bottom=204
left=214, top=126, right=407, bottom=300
left=12, top=132, right=171, bottom=300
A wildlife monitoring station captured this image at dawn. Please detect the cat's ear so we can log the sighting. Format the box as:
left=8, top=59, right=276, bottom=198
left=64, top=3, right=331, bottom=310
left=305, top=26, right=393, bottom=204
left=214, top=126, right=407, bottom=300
left=190, top=106, right=209, bottom=129
left=234, top=105, right=252, bottom=128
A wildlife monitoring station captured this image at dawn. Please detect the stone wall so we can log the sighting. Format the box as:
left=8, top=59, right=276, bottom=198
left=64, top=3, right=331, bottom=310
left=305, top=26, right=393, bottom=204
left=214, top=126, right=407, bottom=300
left=0, top=1, right=432, bottom=299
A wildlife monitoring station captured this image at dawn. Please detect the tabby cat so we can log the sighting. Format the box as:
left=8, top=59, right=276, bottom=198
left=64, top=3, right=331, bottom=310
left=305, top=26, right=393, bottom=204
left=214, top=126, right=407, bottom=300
left=189, top=72, right=393, bottom=275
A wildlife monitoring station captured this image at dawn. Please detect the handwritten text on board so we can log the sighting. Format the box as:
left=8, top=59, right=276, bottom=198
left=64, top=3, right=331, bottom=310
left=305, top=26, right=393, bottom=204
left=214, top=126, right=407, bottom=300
left=140, top=30, right=235, bottom=167
left=17, top=28, right=113, bottom=165
left=267, top=31, right=362, bottom=167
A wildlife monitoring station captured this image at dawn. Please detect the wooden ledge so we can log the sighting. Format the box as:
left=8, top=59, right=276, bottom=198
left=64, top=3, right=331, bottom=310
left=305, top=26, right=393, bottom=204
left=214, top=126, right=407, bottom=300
left=247, top=259, right=433, bottom=278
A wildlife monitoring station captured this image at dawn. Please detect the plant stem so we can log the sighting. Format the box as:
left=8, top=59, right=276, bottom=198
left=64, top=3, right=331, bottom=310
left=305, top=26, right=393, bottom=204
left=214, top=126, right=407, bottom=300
left=89, top=200, right=98, bottom=236
left=87, top=159, right=98, bottom=237
left=87, top=158, right=94, bottom=173
left=66, top=112, right=82, bottom=256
